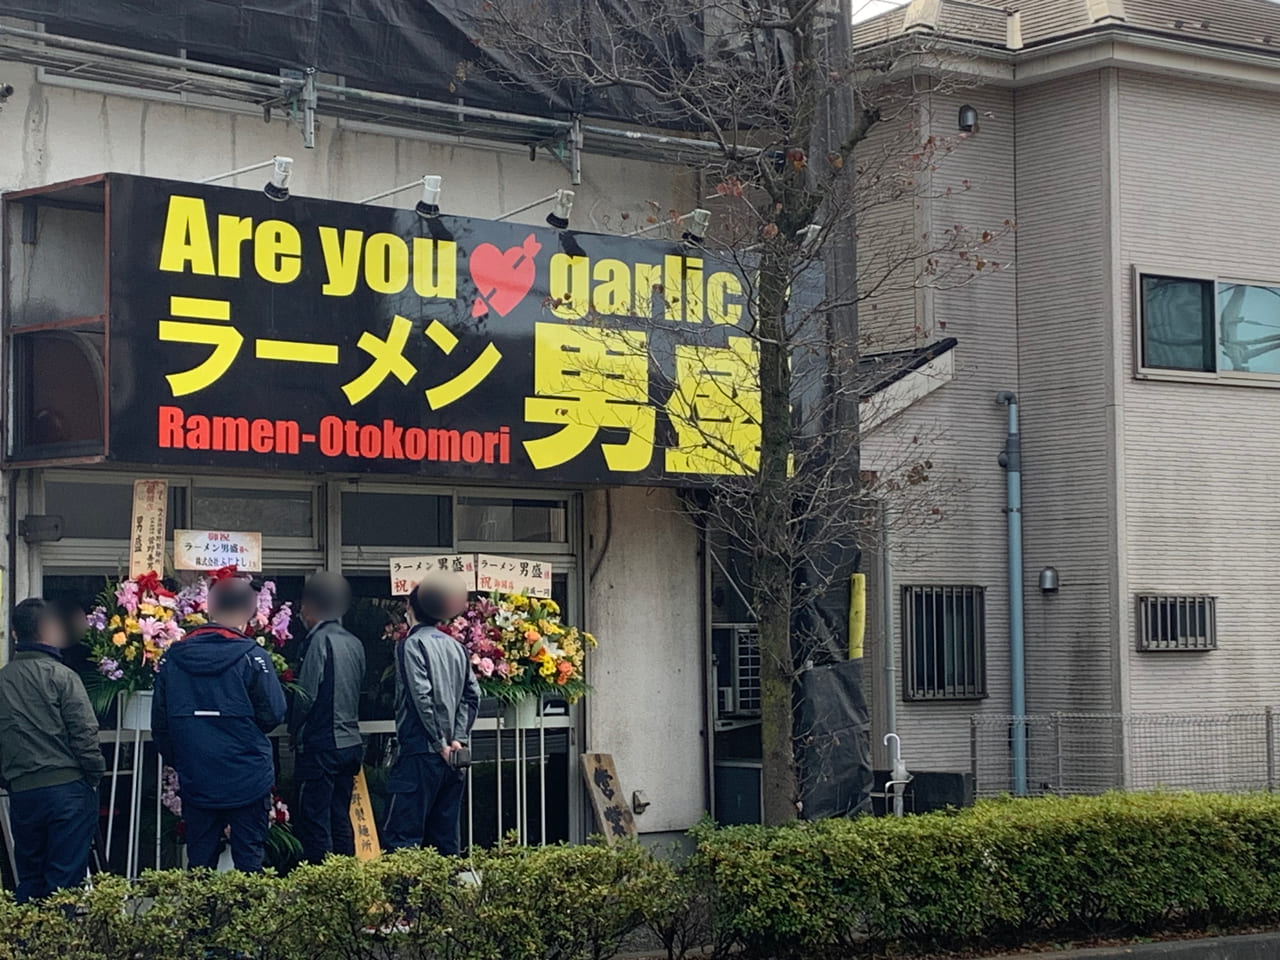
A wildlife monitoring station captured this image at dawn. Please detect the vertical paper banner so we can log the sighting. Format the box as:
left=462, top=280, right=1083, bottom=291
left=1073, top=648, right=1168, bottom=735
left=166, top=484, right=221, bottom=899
left=349, top=767, right=382, bottom=860
left=128, top=479, right=168, bottom=578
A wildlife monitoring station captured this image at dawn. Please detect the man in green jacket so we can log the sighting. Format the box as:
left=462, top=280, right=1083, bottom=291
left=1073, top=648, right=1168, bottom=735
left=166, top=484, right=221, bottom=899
left=0, top=598, right=105, bottom=902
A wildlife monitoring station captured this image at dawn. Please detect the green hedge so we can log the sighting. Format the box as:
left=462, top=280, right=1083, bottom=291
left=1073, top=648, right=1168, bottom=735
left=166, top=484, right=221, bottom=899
left=4, top=792, right=1280, bottom=960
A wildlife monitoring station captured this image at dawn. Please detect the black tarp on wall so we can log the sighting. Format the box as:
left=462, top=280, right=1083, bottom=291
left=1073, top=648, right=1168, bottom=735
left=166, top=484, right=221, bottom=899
left=797, top=658, right=873, bottom=820
left=0, top=0, right=709, bottom=125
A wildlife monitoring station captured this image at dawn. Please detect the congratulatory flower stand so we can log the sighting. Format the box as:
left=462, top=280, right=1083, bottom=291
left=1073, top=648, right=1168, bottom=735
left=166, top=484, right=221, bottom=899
left=82, top=567, right=297, bottom=877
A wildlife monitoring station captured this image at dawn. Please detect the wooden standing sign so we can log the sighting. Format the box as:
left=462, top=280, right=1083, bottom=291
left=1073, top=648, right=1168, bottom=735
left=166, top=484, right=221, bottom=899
left=581, top=752, right=636, bottom=844
left=128, top=479, right=168, bottom=578
left=349, top=767, right=382, bottom=860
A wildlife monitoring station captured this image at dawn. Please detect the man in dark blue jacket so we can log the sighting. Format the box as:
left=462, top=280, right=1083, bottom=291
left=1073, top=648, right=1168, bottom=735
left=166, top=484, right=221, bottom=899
left=289, top=572, right=365, bottom=862
left=152, top=577, right=287, bottom=871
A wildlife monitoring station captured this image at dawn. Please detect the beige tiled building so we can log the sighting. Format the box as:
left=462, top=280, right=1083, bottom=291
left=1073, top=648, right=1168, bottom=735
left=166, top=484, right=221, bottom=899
left=856, top=0, right=1280, bottom=794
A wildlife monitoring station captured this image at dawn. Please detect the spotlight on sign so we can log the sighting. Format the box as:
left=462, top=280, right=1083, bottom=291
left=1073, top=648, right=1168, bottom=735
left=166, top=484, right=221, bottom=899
left=682, top=208, right=711, bottom=245
left=263, top=156, right=293, bottom=202
left=545, top=189, right=575, bottom=229
left=415, top=175, right=443, bottom=219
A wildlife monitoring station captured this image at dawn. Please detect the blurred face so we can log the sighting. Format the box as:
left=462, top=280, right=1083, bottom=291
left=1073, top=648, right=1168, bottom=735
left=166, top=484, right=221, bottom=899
left=442, top=585, right=469, bottom=621
left=211, top=600, right=255, bottom=633
left=67, top=609, right=89, bottom=641
left=299, top=600, right=319, bottom=630
left=38, top=612, right=70, bottom=649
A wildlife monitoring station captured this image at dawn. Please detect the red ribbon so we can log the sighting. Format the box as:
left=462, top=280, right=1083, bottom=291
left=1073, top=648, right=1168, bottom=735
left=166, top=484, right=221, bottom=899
left=134, top=571, right=176, bottom=598
left=208, top=565, right=241, bottom=584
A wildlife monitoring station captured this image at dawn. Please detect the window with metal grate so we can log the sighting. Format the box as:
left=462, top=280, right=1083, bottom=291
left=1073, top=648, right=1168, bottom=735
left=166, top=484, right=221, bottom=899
left=902, top=585, right=987, bottom=700
left=1136, top=595, right=1217, bottom=651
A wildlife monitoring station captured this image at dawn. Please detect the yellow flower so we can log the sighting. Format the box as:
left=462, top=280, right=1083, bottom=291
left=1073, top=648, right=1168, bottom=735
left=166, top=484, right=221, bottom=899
left=108, top=615, right=122, bottom=629
left=539, top=657, right=557, bottom=678
left=542, top=598, right=561, bottom=616
left=125, top=617, right=140, bottom=634
left=111, top=631, right=127, bottom=647
left=510, top=594, right=529, bottom=610
left=139, top=603, right=156, bottom=617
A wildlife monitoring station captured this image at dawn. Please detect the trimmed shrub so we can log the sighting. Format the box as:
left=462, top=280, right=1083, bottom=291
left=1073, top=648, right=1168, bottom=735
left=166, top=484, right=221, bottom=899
left=693, top=792, right=1280, bottom=957
left=6, top=793, right=1280, bottom=959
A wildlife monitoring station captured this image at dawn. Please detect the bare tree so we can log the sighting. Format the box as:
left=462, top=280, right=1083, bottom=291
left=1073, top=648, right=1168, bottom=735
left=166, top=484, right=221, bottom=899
left=469, top=0, right=1010, bottom=824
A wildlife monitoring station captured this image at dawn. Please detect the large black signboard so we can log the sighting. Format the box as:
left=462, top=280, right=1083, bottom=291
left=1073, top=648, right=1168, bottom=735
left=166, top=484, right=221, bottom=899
left=106, top=175, right=759, bottom=485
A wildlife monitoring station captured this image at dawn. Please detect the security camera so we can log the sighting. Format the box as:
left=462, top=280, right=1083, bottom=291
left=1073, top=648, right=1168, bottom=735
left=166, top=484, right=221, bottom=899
left=0, top=84, right=14, bottom=102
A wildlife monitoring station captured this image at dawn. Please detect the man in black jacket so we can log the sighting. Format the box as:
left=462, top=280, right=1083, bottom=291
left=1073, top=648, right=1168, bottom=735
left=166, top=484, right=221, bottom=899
left=152, top=577, right=286, bottom=871
left=0, top=598, right=105, bottom=902
left=290, top=572, right=366, bottom=862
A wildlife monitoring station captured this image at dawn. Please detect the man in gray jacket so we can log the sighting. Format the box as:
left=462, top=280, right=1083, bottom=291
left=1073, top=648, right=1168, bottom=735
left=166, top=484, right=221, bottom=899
left=290, top=572, right=366, bottom=862
left=384, top=572, right=480, bottom=854
left=0, top=598, right=105, bottom=902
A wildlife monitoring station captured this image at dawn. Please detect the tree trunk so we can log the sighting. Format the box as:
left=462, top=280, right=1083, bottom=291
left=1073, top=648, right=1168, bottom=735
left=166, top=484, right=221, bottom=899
left=756, top=241, right=798, bottom=825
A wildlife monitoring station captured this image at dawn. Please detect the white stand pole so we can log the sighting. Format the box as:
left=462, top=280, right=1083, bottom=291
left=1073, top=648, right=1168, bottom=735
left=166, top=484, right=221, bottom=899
left=105, top=720, right=124, bottom=861
left=515, top=722, right=524, bottom=845
left=126, top=726, right=143, bottom=879
left=465, top=764, right=474, bottom=850
left=155, top=754, right=163, bottom=870
left=0, top=793, right=17, bottom=889
left=496, top=715, right=504, bottom=842
left=539, top=711, right=546, bottom=846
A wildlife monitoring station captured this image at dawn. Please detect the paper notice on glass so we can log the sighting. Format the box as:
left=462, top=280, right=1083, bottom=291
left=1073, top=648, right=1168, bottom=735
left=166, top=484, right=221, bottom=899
left=173, top=530, right=263, bottom=572
left=475, top=554, right=553, bottom=598
left=129, top=479, right=168, bottom=578
left=389, top=554, right=475, bottom=596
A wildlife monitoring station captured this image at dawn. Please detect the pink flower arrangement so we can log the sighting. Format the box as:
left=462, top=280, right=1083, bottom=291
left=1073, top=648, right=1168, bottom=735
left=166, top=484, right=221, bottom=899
left=84, top=570, right=297, bottom=711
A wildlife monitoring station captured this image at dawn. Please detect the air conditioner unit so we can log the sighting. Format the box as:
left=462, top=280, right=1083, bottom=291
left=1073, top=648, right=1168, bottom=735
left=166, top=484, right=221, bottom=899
left=734, top=627, right=761, bottom=715
left=717, top=686, right=736, bottom=717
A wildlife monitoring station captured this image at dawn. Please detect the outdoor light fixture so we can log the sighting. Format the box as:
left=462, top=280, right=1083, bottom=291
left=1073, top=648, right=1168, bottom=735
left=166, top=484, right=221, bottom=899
left=357, top=174, right=443, bottom=218
left=495, top=188, right=575, bottom=228
left=198, top=155, right=294, bottom=199
left=624, top=207, right=712, bottom=240
left=263, top=156, right=293, bottom=201
left=415, top=175, right=443, bottom=219
left=1039, top=566, right=1059, bottom=594
left=546, top=188, right=575, bottom=229
left=958, top=104, right=979, bottom=133
left=682, top=208, right=711, bottom=244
